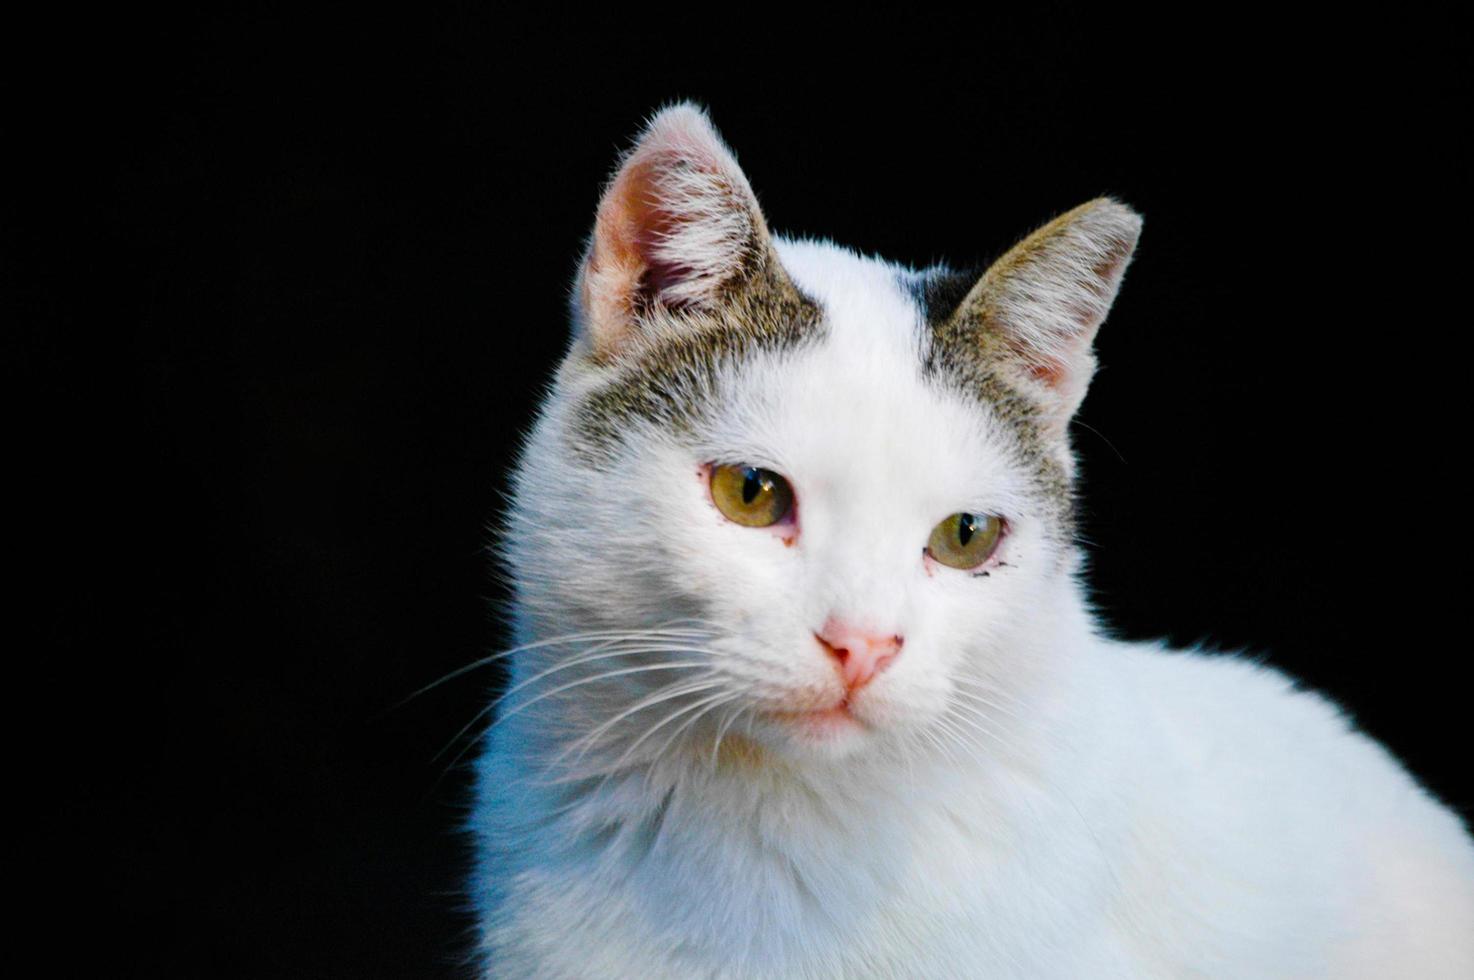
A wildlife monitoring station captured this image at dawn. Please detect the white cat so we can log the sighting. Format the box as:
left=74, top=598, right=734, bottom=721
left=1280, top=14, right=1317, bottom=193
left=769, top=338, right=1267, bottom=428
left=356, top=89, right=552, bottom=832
left=468, top=103, right=1474, bottom=978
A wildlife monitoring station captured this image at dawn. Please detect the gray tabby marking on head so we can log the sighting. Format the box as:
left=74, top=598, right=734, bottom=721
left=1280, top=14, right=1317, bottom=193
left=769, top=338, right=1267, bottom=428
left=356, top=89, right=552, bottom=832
left=571, top=251, right=822, bottom=461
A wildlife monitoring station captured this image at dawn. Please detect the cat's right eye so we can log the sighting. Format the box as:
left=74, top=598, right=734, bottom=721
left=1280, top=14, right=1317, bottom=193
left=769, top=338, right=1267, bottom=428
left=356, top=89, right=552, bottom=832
left=709, top=464, right=794, bottom=528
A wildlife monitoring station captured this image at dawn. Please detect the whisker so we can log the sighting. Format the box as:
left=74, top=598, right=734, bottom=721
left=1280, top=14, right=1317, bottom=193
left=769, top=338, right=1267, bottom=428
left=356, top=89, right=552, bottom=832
left=434, top=660, right=709, bottom=763
left=441, top=670, right=717, bottom=789
left=952, top=675, right=1025, bottom=705
left=949, top=685, right=1024, bottom=723
left=462, top=642, right=701, bottom=732
left=945, top=700, right=1016, bottom=753
left=931, top=714, right=973, bottom=766
left=395, top=623, right=718, bottom=706
left=573, top=689, right=736, bottom=797
left=494, top=661, right=713, bottom=733
left=552, top=676, right=727, bottom=772
left=639, top=690, right=736, bottom=772
left=709, top=702, right=747, bottom=770
left=915, top=723, right=950, bottom=760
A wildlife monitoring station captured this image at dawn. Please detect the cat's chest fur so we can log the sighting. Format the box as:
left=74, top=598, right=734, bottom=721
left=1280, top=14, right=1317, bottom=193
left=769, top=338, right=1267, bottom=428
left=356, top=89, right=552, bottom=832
left=467, top=104, right=1474, bottom=978
left=478, top=641, right=1467, bottom=979
left=478, top=682, right=1117, bottom=978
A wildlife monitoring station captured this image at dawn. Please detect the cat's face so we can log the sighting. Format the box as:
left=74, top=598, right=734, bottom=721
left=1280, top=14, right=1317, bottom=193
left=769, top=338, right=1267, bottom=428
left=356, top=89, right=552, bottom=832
left=506, top=105, right=1139, bottom=768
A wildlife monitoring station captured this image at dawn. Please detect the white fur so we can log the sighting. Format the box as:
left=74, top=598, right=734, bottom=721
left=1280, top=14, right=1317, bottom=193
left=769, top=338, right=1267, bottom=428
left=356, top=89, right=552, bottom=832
left=469, top=111, right=1474, bottom=978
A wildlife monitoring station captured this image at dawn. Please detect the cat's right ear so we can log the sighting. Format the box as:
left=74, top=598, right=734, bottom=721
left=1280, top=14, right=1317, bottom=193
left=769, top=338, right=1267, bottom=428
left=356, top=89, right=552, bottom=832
left=574, top=103, right=773, bottom=360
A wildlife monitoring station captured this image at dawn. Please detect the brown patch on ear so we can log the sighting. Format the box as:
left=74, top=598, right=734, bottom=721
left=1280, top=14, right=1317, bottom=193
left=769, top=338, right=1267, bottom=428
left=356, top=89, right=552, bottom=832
left=1024, top=358, right=1067, bottom=388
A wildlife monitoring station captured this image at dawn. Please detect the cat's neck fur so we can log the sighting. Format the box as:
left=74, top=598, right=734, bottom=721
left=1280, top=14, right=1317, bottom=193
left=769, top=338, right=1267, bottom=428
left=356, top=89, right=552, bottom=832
left=484, top=579, right=1110, bottom=969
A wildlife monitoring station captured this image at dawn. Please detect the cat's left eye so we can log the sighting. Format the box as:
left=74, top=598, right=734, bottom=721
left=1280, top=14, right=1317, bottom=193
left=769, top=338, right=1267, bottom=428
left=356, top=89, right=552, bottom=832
left=709, top=464, right=794, bottom=528
left=927, top=512, right=1003, bottom=570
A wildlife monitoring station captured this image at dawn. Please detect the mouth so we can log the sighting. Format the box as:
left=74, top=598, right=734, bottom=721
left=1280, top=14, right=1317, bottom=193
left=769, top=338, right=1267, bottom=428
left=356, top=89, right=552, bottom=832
left=766, top=699, right=862, bottom=738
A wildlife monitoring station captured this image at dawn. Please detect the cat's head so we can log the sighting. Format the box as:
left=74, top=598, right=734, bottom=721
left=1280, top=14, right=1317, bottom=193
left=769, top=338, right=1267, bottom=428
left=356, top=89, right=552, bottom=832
left=506, top=104, right=1139, bottom=769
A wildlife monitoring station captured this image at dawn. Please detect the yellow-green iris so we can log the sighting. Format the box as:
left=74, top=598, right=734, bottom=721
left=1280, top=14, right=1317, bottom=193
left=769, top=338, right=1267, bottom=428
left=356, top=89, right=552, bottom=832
left=927, top=512, right=1003, bottom=569
left=710, top=465, right=794, bottom=527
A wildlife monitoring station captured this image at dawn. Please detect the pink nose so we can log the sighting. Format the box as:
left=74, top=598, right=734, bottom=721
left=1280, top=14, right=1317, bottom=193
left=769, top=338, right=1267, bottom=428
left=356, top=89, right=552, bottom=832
left=815, top=618, right=903, bottom=691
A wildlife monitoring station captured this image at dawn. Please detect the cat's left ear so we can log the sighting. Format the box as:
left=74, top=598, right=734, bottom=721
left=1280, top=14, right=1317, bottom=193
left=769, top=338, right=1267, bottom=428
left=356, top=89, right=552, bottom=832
left=945, top=198, right=1142, bottom=436
left=575, top=103, right=776, bottom=360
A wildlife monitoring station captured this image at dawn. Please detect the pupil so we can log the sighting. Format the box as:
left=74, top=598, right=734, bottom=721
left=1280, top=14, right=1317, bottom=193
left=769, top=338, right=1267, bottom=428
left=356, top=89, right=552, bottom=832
left=742, top=468, right=763, bottom=504
left=958, top=513, right=975, bottom=546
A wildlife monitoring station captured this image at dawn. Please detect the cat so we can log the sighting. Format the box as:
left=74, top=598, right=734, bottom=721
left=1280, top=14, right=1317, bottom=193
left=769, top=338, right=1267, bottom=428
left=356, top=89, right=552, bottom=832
left=468, top=103, right=1474, bottom=978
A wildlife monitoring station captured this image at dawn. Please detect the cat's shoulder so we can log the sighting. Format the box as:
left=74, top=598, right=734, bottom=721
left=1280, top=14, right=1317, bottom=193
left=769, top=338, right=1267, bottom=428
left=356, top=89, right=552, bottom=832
left=1119, top=641, right=1424, bottom=778
left=1113, top=641, right=1350, bottom=733
left=1106, top=638, right=1472, bottom=848
left=1089, top=641, right=1474, bottom=975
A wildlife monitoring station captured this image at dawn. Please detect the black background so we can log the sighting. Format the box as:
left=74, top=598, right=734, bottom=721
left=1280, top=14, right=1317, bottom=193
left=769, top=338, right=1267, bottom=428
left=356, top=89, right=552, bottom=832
left=18, top=10, right=1470, bottom=978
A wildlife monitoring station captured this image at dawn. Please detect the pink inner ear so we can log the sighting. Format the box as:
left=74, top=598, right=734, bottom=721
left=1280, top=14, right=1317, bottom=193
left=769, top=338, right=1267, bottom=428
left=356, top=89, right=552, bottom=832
left=585, top=149, right=726, bottom=340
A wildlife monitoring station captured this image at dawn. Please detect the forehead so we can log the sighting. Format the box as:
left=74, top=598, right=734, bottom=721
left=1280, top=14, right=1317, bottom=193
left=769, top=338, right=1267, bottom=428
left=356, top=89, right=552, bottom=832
left=758, top=238, right=969, bottom=448
left=694, top=241, right=1026, bottom=505
left=774, top=238, right=924, bottom=357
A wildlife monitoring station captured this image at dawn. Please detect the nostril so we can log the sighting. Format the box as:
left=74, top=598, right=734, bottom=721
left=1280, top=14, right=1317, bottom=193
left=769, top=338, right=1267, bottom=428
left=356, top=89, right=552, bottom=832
left=815, top=626, right=904, bottom=691
left=815, top=632, right=849, bottom=665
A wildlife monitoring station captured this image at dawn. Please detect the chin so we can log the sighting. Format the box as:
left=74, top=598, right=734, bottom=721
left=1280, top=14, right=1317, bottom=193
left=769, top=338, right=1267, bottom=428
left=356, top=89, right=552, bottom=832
left=755, top=703, right=889, bottom=763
